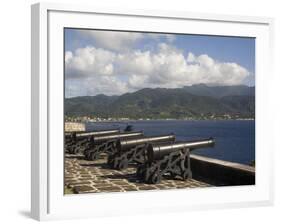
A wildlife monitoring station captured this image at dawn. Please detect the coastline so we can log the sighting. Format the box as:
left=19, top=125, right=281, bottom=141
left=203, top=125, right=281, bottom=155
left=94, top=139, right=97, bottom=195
left=66, top=118, right=255, bottom=123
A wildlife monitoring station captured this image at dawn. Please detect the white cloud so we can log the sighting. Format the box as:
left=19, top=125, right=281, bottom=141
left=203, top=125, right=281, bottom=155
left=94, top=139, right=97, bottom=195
left=77, top=30, right=176, bottom=51
left=65, top=43, right=251, bottom=97
left=79, top=30, right=143, bottom=51
left=65, top=46, right=116, bottom=78
left=187, top=52, right=195, bottom=63
left=116, top=51, right=153, bottom=75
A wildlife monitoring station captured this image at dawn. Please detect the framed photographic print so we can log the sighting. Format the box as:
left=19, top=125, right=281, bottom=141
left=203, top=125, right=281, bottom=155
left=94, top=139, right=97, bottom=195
left=31, top=2, right=274, bottom=221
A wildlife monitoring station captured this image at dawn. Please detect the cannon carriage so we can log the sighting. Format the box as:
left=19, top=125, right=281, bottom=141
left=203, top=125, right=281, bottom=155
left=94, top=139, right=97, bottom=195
left=83, top=131, right=144, bottom=160
left=107, top=134, right=176, bottom=170
left=65, top=129, right=120, bottom=154
left=136, top=138, right=215, bottom=184
left=64, top=126, right=217, bottom=185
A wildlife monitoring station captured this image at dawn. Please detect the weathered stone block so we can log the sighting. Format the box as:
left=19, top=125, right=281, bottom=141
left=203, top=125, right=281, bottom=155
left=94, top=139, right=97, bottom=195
left=65, top=122, right=85, bottom=132
left=74, top=185, right=95, bottom=193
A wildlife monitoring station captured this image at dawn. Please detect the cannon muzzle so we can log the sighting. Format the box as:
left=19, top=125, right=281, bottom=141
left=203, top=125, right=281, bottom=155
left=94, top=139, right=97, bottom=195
left=92, top=131, right=144, bottom=144
left=74, top=129, right=120, bottom=139
left=116, top=134, right=175, bottom=151
left=147, top=138, right=215, bottom=162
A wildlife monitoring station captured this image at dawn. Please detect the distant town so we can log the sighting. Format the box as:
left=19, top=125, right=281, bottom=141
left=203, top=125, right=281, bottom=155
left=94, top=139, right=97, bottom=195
left=65, top=114, right=255, bottom=123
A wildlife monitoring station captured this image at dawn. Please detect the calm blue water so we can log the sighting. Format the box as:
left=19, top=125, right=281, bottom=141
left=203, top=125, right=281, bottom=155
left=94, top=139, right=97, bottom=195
left=86, top=120, right=255, bottom=165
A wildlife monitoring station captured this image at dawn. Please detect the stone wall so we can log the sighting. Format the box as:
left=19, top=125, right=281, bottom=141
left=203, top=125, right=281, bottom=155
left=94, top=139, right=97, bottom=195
left=190, top=154, right=255, bottom=186
left=65, top=122, right=86, bottom=132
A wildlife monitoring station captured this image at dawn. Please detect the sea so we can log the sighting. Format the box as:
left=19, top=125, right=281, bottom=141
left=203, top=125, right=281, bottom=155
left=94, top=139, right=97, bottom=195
left=86, top=120, right=255, bottom=165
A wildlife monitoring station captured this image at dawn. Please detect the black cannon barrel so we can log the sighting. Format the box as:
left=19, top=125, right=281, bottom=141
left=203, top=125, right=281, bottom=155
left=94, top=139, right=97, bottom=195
left=117, top=134, right=175, bottom=151
left=147, top=138, right=215, bottom=162
left=65, top=130, right=85, bottom=137
left=75, top=129, right=120, bottom=138
left=92, top=131, right=144, bottom=144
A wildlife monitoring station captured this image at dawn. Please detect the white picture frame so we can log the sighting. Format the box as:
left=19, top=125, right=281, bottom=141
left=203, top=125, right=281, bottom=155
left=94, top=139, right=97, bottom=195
left=31, top=2, right=274, bottom=221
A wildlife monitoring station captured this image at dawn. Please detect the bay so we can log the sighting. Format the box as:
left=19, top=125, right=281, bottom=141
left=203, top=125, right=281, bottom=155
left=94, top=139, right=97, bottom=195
left=86, top=120, right=255, bottom=165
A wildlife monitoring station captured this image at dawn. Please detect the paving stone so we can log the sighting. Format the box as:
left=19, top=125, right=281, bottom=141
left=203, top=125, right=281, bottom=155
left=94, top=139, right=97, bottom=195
left=138, top=186, right=158, bottom=190
left=65, top=178, right=77, bottom=181
left=79, top=175, right=93, bottom=179
left=65, top=180, right=79, bottom=184
left=91, top=184, right=113, bottom=188
left=74, top=185, right=95, bottom=193
left=153, top=185, right=170, bottom=190
left=92, top=180, right=110, bottom=184
left=65, top=174, right=75, bottom=178
left=121, top=187, right=138, bottom=191
left=96, top=186, right=123, bottom=192
left=67, top=181, right=92, bottom=186
left=109, top=181, right=130, bottom=186
left=65, top=154, right=211, bottom=194
left=78, top=171, right=91, bottom=174
left=162, top=184, right=177, bottom=188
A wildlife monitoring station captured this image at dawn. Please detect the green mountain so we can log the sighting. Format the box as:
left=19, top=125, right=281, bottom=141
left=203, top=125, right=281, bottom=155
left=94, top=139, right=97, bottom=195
left=65, top=85, right=255, bottom=119
left=183, top=84, right=255, bottom=98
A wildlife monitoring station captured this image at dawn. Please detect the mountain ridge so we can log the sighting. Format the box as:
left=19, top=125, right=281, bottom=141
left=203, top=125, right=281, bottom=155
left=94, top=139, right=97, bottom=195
left=65, top=85, right=255, bottom=119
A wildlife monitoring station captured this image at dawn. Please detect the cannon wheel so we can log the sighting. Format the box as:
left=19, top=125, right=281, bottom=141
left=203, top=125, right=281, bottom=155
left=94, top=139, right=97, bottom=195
left=107, top=155, right=116, bottom=169
left=74, top=147, right=80, bottom=154
left=84, top=151, right=90, bottom=159
left=150, top=172, right=161, bottom=184
left=118, top=160, right=128, bottom=170
left=89, top=152, right=98, bottom=161
left=136, top=166, right=145, bottom=179
left=182, top=170, right=192, bottom=180
left=68, top=147, right=74, bottom=154
left=170, top=173, right=178, bottom=180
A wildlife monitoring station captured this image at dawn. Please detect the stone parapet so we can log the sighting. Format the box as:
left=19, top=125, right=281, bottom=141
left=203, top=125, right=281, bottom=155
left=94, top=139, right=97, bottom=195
left=65, top=122, right=86, bottom=132
left=190, top=154, right=255, bottom=186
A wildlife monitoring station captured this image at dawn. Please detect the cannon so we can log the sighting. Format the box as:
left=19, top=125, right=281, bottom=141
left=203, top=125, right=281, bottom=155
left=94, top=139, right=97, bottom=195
left=83, top=131, right=144, bottom=160
left=136, top=138, right=215, bottom=184
left=107, top=134, right=176, bottom=170
left=65, top=132, right=74, bottom=147
left=65, top=129, right=120, bottom=154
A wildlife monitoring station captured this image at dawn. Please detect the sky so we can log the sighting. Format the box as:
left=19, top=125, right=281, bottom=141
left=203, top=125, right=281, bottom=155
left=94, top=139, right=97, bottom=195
left=64, top=28, right=255, bottom=98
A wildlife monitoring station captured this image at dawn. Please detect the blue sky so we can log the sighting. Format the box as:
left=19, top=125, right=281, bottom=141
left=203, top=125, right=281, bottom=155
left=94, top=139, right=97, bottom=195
left=64, top=28, right=255, bottom=97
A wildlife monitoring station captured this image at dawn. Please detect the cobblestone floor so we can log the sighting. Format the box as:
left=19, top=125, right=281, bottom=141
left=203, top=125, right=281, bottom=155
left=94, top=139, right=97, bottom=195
left=64, top=153, right=211, bottom=194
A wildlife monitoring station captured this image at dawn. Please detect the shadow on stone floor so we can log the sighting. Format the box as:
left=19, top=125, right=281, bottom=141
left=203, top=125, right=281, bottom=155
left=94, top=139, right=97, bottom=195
left=99, top=173, right=138, bottom=183
left=79, top=163, right=109, bottom=169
